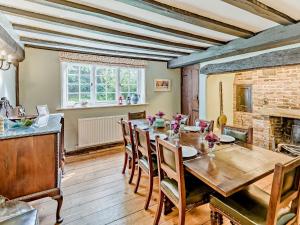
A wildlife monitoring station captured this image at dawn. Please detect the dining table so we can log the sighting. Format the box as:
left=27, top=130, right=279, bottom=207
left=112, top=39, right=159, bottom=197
left=129, top=119, right=293, bottom=213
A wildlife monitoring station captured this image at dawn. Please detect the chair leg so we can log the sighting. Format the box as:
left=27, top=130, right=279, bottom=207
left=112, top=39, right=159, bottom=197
left=128, top=157, right=132, bottom=169
left=134, top=166, right=142, bottom=193
left=128, top=155, right=135, bottom=184
left=53, top=193, right=63, bottom=224
left=210, top=210, right=217, bottom=225
left=217, top=213, right=223, bottom=225
left=144, top=174, right=153, bottom=210
left=153, top=191, right=164, bottom=225
left=178, top=202, right=186, bottom=225
left=122, top=152, right=128, bottom=174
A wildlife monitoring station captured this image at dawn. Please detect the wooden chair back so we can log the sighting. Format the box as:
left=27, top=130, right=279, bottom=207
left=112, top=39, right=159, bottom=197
left=196, top=119, right=214, bottom=132
left=267, top=157, right=300, bottom=225
left=128, top=111, right=146, bottom=120
left=155, top=138, right=186, bottom=206
left=134, top=127, right=154, bottom=172
left=221, top=125, right=253, bottom=144
left=120, top=118, right=135, bottom=150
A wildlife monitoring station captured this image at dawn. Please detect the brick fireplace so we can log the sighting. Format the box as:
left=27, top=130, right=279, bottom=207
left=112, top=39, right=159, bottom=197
left=232, top=64, right=300, bottom=149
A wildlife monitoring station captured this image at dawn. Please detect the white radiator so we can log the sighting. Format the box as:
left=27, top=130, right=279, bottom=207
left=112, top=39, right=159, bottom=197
left=78, top=115, right=127, bottom=148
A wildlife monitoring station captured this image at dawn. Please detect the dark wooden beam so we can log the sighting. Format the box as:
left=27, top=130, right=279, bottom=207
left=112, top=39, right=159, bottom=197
left=13, top=24, right=186, bottom=56
left=200, top=47, right=300, bottom=74
left=223, top=0, right=296, bottom=25
left=25, top=44, right=170, bottom=62
left=168, top=22, right=300, bottom=68
left=116, top=0, right=254, bottom=37
left=0, top=5, right=204, bottom=52
left=0, top=17, right=24, bottom=61
left=21, top=37, right=173, bottom=61
left=27, top=0, right=224, bottom=46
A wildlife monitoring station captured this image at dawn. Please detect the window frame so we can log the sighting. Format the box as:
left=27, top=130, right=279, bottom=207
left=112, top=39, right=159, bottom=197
left=61, top=62, right=145, bottom=108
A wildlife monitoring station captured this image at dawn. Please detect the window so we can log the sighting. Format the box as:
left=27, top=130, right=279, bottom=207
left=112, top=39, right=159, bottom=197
left=62, top=63, right=145, bottom=107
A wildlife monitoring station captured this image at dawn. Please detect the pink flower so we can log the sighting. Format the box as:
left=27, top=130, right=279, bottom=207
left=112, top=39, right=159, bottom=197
left=147, top=115, right=156, bottom=125
left=156, top=111, right=165, bottom=118
left=205, top=132, right=219, bottom=142
left=174, top=113, right=183, bottom=122
left=171, top=120, right=180, bottom=133
left=199, top=120, right=208, bottom=133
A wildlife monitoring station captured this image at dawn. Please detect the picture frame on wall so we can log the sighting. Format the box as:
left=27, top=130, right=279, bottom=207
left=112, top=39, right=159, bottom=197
left=154, top=79, right=171, bottom=91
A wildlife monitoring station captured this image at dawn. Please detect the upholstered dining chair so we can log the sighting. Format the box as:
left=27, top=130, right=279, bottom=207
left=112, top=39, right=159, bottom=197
left=134, top=127, right=158, bottom=210
left=128, top=111, right=146, bottom=120
left=210, top=157, right=300, bottom=225
left=221, top=125, right=253, bottom=144
left=153, top=138, right=213, bottom=225
left=120, top=118, right=136, bottom=184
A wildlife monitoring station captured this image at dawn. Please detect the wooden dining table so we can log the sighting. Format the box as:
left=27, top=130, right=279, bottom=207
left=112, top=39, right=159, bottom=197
left=129, top=119, right=293, bottom=207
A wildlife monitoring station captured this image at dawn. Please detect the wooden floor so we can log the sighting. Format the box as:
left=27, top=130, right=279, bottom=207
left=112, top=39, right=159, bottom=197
left=30, top=146, right=274, bottom=225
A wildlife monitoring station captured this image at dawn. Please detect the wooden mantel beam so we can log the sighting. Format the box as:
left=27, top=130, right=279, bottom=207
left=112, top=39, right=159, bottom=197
left=0, top=5, right=204, bottom=52
left=168, top=22, right=300, bottom=68
left=27, top=0, right=225, bottom=46
left=116, top=0, right=254, bottom=38
left=223, top=0, right=296, bottom=25
left=200, top=47, right=300, bottom=74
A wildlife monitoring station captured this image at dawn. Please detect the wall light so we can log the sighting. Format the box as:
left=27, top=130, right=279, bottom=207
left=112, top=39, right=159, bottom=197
left=0, top=50, right=12, bottom=71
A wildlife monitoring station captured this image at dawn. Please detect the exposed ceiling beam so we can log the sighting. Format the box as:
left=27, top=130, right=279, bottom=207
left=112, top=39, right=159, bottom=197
left=200, top=47, right=300, bottom=74
left=168, top=22, right=300, bottom=68
left=27, top=0, right=225, bottom=46
left=13, top=24, right=186, bottom=57
left=0, top=5, right=204, bottom=52
left=25, top=43, right=171, bottom=62
left=20, top=36, right=174, bottom=60
left=115, top=0, right=254, bottom=38
left=223, top=0, right=296, bottom=25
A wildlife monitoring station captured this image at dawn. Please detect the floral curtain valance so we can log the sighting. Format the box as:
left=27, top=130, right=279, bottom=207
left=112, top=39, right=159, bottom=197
left=59, top=52, right=148, bottom=68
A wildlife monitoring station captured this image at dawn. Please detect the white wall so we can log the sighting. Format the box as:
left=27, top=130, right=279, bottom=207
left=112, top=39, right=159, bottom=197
left=19, top=47, right=181, bottom=152
left=0, top=65, right=16, bottom=106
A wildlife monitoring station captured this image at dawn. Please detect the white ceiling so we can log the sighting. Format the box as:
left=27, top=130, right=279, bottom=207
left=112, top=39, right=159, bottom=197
left=0, top=0, right=298, bottom=61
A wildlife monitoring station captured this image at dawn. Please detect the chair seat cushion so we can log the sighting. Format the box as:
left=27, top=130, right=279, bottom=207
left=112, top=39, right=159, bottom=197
left=161, top=173, right=212, bottom=205
left=125, top=144, right=133, bottom=153
left=139, top=154, right=158, bottom=174
left=223, top=128, right=248, bottom=143
left=210, top=185, right=296, bottom=225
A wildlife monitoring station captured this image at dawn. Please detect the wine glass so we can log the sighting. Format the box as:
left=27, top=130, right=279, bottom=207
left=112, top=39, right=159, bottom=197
left=208, top=141, right=216, bottom=158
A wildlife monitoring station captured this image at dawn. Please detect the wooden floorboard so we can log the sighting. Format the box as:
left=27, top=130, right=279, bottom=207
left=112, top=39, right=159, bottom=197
left=30, top=147, right=273, bottom=225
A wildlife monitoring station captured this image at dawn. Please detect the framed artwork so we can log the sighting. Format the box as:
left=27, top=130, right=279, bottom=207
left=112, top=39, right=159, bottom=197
left=154, top=79, right=171, bottom=91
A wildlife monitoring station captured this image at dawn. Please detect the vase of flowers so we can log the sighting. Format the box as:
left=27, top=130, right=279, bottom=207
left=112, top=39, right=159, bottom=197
left=205, top=132, right=219, bottom=158
left=147, top=115, right=156, bottom=127
left=155, top=111, right=165, bottom=118
left=199, top=120, right=208, bottom=142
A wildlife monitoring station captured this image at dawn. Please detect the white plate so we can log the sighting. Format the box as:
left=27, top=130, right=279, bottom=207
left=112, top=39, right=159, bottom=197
left=220, top=134, right=235, bottom=143
left=182, top=146, right=198, bottom=158
left=150, top=133, right=168, bottom=141
left=184, top=126, right=200, bottom=132
left=138, top=125, right=149, bottom=130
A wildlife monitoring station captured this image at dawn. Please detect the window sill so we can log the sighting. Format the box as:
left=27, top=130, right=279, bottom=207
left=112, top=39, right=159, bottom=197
left=56, top=103, right=149, bottom=111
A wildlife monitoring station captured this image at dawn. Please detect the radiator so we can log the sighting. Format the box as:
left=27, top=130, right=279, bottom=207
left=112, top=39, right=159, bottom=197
left=78, top=115, right=127, bottom=148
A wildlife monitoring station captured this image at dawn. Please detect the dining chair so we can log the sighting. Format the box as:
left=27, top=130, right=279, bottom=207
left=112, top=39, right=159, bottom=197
left=221, top=125, right=253, bottom=144
left=120, top=118, right=136, bottom=184
left=210, top=157, right=300, bottom=225
left=128, top=111, right=146, bottom=120
left=195, top=119, right=215, bottom=132
left=153, top=138, right=213, bottom=225
left=36, top=104, right=50, bottom=116
left=134, top=126, right=158, bottom=210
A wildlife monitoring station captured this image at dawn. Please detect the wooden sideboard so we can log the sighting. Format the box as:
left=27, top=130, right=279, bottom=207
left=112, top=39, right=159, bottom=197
left=0, top=114, right=64, bottom=223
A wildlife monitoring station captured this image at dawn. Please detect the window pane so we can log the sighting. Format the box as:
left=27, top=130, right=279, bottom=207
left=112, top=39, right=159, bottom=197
left=97, top=93, right=106, bottom=101
left=68, top=75, right=78, bottom=83
left=97, top=85, right=105, bottom=93
left=129, top=85, right=137, bottom=92
left=129, top=73, right=138, bottom=84
left=96, top=76, right=106, bottom=84
left=107, top=84, right=116, bottom=92
left=96, top=68, right=106, bottom=76
left=121, top=92, right=128, bottom=99
left=80, top=66, right=91, bottom=75
left=68, top=93, right=79, bottom=102
left=107, top=93, right=116, bottom=101
left=80, top=84, right=90, bottom=92
left=68, top=65, right=79, bottom=74
left=80, top=75, right=90, bottom=84
left=68, top=84, right=79, bottom=93
left=81, top=93, right=91, bottom=100
left=120, top=85, right=128, bottom=92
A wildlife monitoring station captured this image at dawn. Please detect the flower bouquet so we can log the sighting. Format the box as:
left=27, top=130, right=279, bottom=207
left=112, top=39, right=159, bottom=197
left=147, top=115, right=156, bottom=126
left=155, top=111, right=165, bottom=118
left=205, top=132, right=220, bottom=157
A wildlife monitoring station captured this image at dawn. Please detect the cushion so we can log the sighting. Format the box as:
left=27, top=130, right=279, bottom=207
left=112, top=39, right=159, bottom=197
left=223, top=128, right=248, bottom=143
left=139, top=154, right=158, bottom=174
left=125, top=144, right=133, bottom=153
left=210, top=185, right=296, bottom=225
left=161, top=173, right=212, bottom=205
